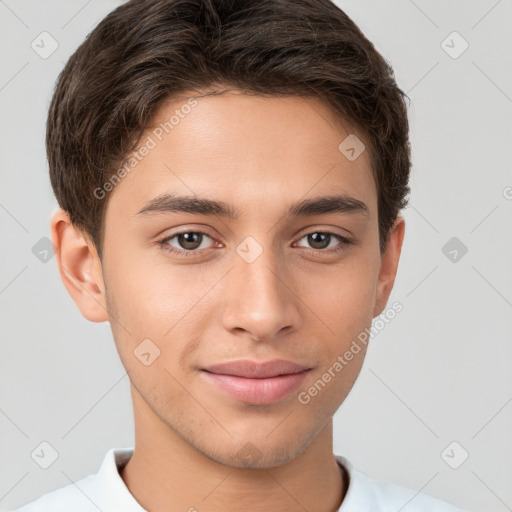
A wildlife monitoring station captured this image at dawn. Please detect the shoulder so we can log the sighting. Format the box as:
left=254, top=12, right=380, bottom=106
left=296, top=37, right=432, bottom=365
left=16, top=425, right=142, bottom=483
left=10, top=447, right=141, bottom=512
left=336, top=455, right=466, bottom=512
left=9, top=474, right=98, bottom=512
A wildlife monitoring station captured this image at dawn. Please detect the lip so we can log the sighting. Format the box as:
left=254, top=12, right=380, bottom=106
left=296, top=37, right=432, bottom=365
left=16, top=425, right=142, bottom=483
left=201, top=359, right=311, bottom=405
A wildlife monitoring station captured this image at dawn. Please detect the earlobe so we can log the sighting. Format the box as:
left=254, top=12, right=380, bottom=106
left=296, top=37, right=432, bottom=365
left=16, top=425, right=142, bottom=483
left=50, top=209, right=109, bottom=323
left=373, top=215, right=405, bottom=317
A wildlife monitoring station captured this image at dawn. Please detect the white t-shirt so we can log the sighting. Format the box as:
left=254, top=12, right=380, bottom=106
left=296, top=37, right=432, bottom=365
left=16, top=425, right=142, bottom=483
left=12, top=447, right=465, bottom=511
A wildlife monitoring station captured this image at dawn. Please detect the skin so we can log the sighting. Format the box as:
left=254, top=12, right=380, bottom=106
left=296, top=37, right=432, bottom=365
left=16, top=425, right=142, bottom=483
left=51, top=89, right=405, bottom=512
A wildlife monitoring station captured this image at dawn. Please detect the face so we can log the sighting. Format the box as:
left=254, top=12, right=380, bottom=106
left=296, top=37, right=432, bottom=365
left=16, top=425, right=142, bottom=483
left=55, top=89, right=404, bottom=469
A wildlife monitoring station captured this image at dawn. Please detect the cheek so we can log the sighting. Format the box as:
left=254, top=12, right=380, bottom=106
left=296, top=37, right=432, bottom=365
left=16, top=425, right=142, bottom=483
left=105, top=253, right=220, bottom=376
left=108, top=250, right=207, bottom=329
left=300, top=256, right=379, bottom=341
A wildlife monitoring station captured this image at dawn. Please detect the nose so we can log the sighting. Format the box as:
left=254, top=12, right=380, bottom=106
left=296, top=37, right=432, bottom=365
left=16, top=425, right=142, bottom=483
left=221, top=246, right=302, bottom=342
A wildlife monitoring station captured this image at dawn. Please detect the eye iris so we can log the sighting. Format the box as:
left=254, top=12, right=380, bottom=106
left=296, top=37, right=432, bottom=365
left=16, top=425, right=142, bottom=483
left=308, top=232, right=330, bottom=249
left=178, top=232, right=202, bottom=250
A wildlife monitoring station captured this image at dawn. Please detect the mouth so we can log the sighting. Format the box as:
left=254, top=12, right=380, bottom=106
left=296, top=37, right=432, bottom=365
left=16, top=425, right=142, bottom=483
left=201, top=359, right=311, bottom=405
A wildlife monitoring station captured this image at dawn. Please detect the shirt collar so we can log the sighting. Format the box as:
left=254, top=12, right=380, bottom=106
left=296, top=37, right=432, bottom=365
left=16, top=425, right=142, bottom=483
left=94, top=447, right=145, bottom=511
left=99, top=447, right=361, bottom=511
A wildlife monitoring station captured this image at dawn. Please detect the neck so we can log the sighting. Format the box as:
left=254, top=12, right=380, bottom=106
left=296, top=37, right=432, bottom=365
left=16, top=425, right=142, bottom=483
left=120, top=384, right=348, bottom=512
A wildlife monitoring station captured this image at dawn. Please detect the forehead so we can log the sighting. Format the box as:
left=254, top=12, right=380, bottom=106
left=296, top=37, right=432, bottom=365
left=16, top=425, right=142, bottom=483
left=104, top=90, right=376, bottom=222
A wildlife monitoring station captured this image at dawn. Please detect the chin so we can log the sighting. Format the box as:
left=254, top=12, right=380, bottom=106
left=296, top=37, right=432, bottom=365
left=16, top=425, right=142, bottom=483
left=197, top=430, right=315, bottom=470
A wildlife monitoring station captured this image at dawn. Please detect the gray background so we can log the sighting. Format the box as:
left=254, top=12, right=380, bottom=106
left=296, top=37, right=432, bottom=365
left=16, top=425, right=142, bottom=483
left=1, top=1, right=511, bottom=510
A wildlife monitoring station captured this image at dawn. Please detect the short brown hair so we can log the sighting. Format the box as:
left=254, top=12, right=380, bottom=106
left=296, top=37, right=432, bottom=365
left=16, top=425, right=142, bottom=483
left=47, top=0, right=411, bottom=260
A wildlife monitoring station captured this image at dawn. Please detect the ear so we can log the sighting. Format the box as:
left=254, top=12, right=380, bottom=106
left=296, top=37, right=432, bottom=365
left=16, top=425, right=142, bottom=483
left=50, top=208, right=109, bottom=323
left=373, top=215, right=405, bottom=317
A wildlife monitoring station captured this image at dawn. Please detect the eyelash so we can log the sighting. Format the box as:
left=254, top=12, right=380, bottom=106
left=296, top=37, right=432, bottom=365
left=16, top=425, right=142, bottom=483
left=157, top=230, right=353, bottom=258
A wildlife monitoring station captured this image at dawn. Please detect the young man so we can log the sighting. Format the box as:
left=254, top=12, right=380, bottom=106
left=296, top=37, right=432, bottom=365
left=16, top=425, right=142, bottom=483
left=14, top=0, right=466, bottom=510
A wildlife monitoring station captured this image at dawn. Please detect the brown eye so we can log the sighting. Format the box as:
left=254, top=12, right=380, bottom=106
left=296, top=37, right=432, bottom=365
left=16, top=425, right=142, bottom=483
left=159, top=231, right=216, bottom=256
left=296, top=232, right=352, bottom=252
left=175, top=232, right=204, bottom=250
left=307, top=232, right=331, bottom=249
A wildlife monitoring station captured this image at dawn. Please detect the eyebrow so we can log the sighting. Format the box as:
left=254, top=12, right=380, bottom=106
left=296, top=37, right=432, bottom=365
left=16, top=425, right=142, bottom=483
left=135, top=193, right=369, bottom=219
